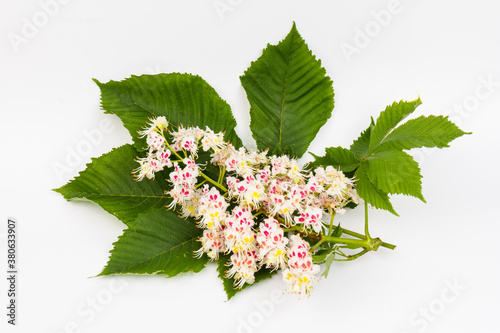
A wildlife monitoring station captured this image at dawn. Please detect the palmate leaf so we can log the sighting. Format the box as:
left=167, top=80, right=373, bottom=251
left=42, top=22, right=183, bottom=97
left=351, top=99, right=468, bottom=213
left=54, top=144, right=171, bottom=227
left=241, top=23, right=334, bottom=158
left=100, top=208, right=207, bottom=277
left=94, top=73, right=243, bottom=150
left=217, top=254, right=277, bottom=300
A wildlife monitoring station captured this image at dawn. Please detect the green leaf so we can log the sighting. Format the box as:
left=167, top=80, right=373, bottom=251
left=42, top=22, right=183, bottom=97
left=321, top=250, right=336, bottom=278
left=350, top=117, right=375, bottom=159
left=312, top=249, right=331, bottom=263
left=374, top=115, right=471, bottom=152
left=368, top=98, right=422, bottom=154
left=309, top=147, right=360, bottom=173
left=312, top=252, right=328, bottom=263
left=53, top=145, right=170, bottom=227
left=99, top=208, right=207, bottom=276
left=365, top=150, right=425, bottom=202
left=348, top=98, right=469, bottom=214
left=94, top=73, right=243, bottom=150
left=217, top=254, right=277, bottom=300
left=355, top=163, right=398, bottom=216
left=331, top=224, right=343, bottom=238
left=241, top=23, right=334, bottom=158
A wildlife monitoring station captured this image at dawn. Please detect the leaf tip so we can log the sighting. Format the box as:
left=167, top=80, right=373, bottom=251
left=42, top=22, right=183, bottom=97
left=415, top=95, right=423, bottom=105
left=419, top=194, right=427, bottom=204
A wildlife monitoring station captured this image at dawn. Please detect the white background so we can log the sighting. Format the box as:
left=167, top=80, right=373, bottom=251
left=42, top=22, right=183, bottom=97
left=1, top=0, right=499, bottom=332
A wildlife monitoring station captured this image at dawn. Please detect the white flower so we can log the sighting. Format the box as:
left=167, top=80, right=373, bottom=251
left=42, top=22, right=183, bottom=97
left=146, top=131, right=165, bottom=151
left=283, top=234, right=320, bottom=295
left=153, top=116, right=168, bottom=131
left=282, top=268, right=319, bottom=295
left=223, top=206, right=256, bottom=253
left=197, top=187, right=228, bottom=229
left=270, top=155, right=291, bottom=176
left=133, top=153, right=163, bottom=181
left=201, top=127, right=225, bottom=151
left=170, top=126, right=201, bottom=155
left=138, top=116, right=168, bottom=138
left=156, top=148, right=172, bottom=168
left=226, top=251, right=257, bottom=288
left=294, top=206, right=324, bottom=233
left=256, top=217, right=288, bottom=270
left=287, top=159, right=304, bottom=183
left=167, top=162, right=199, bottom=208
left=195, top=228, right=224, bottom=261
left=268, top=193, right=295, bottom=223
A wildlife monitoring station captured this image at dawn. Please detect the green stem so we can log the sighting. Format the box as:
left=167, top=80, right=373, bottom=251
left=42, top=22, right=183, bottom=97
left=200, top=172, right=227, bottom=192
left=253, top=211, right=264, bottom=217
left=328, top=212, right=336, bottom=236
left=284, top=223, right=395, bottom=250
left=311, top=239, right=324, bottom=251
left=195, top=180, right=207, bottom=188
left=218, top=167, right=226, bottom=184
left=364, top=201, right=371, bottom=240
left=163, top=136, right=184, bottom=161
left=334, top=248, right=369, bottom=261
left=342, top=228, right=396, bottom=250
left=283, top=225, right=303, bottom=233
left=321, top=236, right=374, bottom=250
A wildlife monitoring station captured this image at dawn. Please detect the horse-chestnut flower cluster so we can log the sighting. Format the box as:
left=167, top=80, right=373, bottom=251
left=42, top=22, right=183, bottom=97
left=134, top=117, right=360, bottom=295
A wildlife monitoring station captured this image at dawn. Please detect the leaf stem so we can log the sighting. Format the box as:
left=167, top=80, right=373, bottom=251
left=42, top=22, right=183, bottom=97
left=283, top=221, right=396, bottom=250
left=364, top=201, right=371, bottom=240
left=334, top=248, right=369, bottom=261
left=342, top=228, right=396, bottom=250
left=321, top=236, right=372, bottom=249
